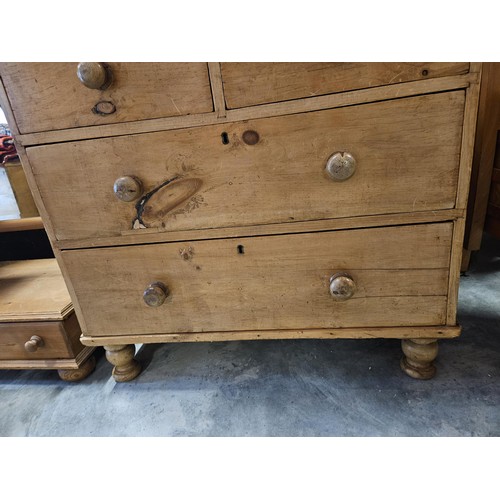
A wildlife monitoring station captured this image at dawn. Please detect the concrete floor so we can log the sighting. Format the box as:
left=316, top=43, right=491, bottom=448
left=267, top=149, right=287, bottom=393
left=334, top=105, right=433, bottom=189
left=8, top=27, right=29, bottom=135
left=1, top=235, right=498, bottom=436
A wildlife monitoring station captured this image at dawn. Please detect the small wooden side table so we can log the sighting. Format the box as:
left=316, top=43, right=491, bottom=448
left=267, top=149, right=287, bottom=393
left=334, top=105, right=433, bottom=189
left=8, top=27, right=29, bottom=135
left=0, top=259, right=95, bottom=381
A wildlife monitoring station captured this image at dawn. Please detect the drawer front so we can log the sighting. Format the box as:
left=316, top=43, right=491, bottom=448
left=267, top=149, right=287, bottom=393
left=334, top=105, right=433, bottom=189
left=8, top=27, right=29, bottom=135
left=27, top=91, right=464, bottom=242
left=0, top=319, right=75, bottom=360
left=61, top=223, right=452, bottom=337
left=221, top=62, right=470, bottom=108
left=0, top=63, right=213, bottom=134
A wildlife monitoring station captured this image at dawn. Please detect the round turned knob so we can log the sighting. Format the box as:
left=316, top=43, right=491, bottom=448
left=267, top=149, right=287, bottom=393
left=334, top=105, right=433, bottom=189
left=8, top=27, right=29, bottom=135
left=113, top=176, right=143, bottom=202
left=24, top=335, right=44, bottom=353
left=325, top=152, right=357, bottom=181
left=77, top=62, right=112, bottom=90
left=329, top=272, right=356, bottom=301
left=143, top=282, right=169, bottom=307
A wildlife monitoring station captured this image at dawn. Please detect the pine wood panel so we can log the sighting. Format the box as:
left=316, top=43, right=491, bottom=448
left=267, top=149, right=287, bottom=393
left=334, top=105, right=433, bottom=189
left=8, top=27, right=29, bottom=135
left=27, top=91, right=464, bottom=242
left=0, top=320, right=73, bottom=360
left=221, top=62, right=470, bottom=109
left=80, top=326, right=461, bottom=346
left=13, top=72, right=474, bottom=148
left=55, top=209, right=464, bottom=251
left=61, top=223, right=452, bottom=337
left=0, top=259, right=72, bottom=322
left=0, top=63, right=213, bottom=134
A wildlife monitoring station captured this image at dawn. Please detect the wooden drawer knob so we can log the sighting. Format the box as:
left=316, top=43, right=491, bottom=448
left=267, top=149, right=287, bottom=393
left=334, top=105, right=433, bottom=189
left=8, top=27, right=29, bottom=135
left=113, top=176, right=143, bottom=202
left=329, top=272, right=356, bottom=301
left=77, top=62, right=112, bottom=90
left=24, top=335, right=44, bottom=352
left=325, top=152, right=357, bottom=181
left=143, top=282, right=169, bottom=307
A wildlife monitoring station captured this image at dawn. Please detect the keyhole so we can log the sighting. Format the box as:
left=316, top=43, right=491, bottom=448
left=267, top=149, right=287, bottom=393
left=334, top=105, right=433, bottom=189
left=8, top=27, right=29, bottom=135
left=237, top=245, right=245, bottom=254
left=221, top=132, right=229, bottom=145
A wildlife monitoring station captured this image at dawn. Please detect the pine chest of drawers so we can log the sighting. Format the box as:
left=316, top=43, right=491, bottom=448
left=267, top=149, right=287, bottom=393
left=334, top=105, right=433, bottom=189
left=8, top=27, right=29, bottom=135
left=0, top=62, right=481, bottom=381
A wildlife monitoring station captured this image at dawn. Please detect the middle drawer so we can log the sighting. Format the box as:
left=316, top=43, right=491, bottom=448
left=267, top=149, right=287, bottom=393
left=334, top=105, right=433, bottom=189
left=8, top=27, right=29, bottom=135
left=27, top=91, right=464, bottom=242
left=61, top=222, right=452, bottom=337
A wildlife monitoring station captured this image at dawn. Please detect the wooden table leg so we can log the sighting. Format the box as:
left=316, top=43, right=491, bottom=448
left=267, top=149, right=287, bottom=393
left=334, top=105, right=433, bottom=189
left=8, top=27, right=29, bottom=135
left=104, top=344, right=141, bottom=382
left=58, top=355, right=96, bottom=382
left=400, top=339, right=438, bottom=380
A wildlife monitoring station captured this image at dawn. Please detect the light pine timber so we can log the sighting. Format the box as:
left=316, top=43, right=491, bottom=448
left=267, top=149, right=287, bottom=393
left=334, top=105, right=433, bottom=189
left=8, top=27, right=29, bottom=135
left=0, top=217, right=44, bottom=232
left=55, top=208, right=465, bottom=251
left=3, top=160, right=39, bottom=217
left=80, top=327, right=461, bottom=346
left=0, top=346, right=95, bottom=369
left=464, top=63, right=500, bottom=250
left=220, top=62, right=470, bottom=108
left=208, top=62, right=227, bottom=118
left=0, top=259, right=72, bottom=322
left=400, top=339, right=439, bottom=380
left=26, top=91, right=465, bottom=242
left=104, top=344, right=141, bottom=382
left=0, top=63, right=214, bottom=134
left=0, top=321, right=74, bottom=360
left=12, top=72, right=475, bottom=147
left=61, top=223, right=453, bottom=338
left=446, top=65, right=482, bottom=323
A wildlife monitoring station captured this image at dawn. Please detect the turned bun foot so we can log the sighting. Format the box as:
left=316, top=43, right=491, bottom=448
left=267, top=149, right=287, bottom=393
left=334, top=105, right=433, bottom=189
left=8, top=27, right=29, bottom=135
left=58, top=355, right=96, bottom=381
left=104, top=344, right=141, bottom=382
left=400, top=339, right=438, bottom=380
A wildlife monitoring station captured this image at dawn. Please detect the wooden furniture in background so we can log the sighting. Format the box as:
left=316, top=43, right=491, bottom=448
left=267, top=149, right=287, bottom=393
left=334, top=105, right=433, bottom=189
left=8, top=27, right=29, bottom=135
left=3, top=159, right=39, bottom=218
left=0, top=62, right=481, bottom=382
left=462, top=62, right=500, bottom=270
left=0, top=259, right=95, bottom=381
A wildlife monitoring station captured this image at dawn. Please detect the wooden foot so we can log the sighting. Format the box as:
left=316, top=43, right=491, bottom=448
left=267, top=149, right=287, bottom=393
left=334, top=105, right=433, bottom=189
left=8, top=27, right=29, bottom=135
left=104, top=344, right=141, bottom=382
left=58, top=355, right=96, bottom=382
left=400, top=339, right=438, bottom=380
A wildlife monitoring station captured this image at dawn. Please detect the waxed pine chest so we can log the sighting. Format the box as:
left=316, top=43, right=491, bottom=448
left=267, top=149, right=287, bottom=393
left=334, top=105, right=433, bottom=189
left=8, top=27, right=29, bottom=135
left=0, top=62, right=481, bottom=381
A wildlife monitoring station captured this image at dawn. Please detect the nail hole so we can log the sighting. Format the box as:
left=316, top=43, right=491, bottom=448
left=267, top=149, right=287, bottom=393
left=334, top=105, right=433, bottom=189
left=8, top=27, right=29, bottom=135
left=421, top=69, right=429, bottom=76
left=221, top=132, right=229, bottom=145
left=237, top=245, right=245, bottom=254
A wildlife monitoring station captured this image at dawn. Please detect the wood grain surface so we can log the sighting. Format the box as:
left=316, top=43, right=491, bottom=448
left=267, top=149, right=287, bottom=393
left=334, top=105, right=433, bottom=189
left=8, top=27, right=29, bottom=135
left=221, top=62, right=470, bottom=108
left=0, top=259, right=72, bottom=322
left=61, top=223, right=452, bottom=337
left=27, top=91, right=465, bottom=242
left=0, top=63, right=213, bottom=133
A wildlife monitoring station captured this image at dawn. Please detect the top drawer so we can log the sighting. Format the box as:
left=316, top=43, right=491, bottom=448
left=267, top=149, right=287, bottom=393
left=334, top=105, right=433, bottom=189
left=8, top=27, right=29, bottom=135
left=221, top=62, right=470, bottom=109
left=0, top=63, right=213, bottom=134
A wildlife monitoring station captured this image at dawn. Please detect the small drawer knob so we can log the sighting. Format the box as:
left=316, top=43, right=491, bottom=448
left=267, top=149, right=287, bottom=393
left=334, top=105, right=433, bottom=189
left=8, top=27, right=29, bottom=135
left=113, top=176, right=143, bottom=202
left=77, top=62, right=112, bottom=90
left=325, top=152, right=357, bottom=181
left=329, top=272, right=356, bottom=301
left=24, top=335, right=44, bottom=353
left=143, top=282, right=169, bottom=307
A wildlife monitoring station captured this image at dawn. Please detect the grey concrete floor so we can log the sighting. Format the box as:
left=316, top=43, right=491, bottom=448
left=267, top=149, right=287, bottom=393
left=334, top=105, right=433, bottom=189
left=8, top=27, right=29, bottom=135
left=1, top=235, right=499, bottom=437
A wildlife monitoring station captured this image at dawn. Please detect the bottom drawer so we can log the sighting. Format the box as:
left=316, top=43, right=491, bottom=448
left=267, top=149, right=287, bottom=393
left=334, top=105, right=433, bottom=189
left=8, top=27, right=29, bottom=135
left=62, top=223, right=453, bottom=337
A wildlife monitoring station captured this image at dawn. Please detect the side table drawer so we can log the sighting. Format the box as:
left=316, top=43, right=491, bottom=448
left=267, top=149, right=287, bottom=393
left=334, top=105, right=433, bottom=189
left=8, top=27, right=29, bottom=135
left=0, top=318, right=76, bottom=360
left=27, top=91, right=465, bottom=242
left=61, top=222, right=453, bottom=337
left=0, top=62, right=214, bottom=134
